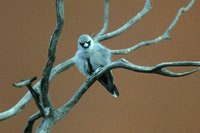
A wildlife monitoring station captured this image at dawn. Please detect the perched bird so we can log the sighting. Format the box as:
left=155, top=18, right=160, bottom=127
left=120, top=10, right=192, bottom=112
left=74, top=34, right=119, bottom=97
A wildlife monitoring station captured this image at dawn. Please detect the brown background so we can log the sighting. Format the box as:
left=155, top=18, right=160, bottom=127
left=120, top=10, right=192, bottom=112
left=0, top=0, right=200, bottom=133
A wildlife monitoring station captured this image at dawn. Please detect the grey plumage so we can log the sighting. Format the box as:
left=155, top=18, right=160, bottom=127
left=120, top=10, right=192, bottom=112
left=74, top=34, right=119, bottom=97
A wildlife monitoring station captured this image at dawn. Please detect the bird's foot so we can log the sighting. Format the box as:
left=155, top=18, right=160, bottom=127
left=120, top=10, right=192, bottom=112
left=87, top=67, right=103, bottom=81
left=94, top=67, right=103, bottom=74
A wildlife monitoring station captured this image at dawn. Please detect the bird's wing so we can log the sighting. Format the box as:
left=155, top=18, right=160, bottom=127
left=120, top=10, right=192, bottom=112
left=98, top=71, right=119, bottom=97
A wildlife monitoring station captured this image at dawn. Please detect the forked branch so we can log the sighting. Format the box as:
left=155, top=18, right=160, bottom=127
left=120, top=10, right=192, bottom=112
left=111, top=0, right=196, bottom=55
left=94, top=0, right=152, bottom=41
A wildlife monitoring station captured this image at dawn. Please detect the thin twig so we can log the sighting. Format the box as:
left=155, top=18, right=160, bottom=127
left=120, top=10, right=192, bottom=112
left=95, top=0, right=109, bottom=37
left=13, top=77, right=37, bottom=88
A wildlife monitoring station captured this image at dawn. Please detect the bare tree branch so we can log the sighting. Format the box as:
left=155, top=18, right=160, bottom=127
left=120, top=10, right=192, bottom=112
left=23, top=112, right=41, bottom=133
left=27, top=86, right=42, bottom=113
left=95, top=0, right=109, bottom=37
left=94, top=0, right=152, bottom=41
left=13, top=77, right=43, bottom=133
left=16, top=77, right=44, bottom=115
left=40, top=0, right=64, bottom=117
left=29, top=0, right=64, bottom=132
left=0, top=0, right=199, bottom=132
left=35, top=117, right=54, bottom=133
left=115, top=59, right=200, bottom=77
left=0, top=58, right=74, bottom=121
left=0, top=0, right=71, bottom=122
left=52, top=58, right=200, bottom=123
left=111, top=0, right=195, bottom=55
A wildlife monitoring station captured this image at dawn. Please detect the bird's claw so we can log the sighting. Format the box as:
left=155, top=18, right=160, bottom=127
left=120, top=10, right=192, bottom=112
left=87, top=67, right=103, bottom=81
left=94, top=67, right=103, bottom=74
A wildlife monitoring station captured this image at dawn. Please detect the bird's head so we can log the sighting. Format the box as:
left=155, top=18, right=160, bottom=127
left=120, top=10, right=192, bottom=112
left=77, top=34, right=94, bottom=51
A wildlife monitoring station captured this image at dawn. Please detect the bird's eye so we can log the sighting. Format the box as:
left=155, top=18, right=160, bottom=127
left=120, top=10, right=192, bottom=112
left=79, top=42, right=85, bottom=46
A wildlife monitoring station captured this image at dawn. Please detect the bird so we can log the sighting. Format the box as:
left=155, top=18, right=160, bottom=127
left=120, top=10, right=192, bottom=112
left=74, top=34, right=119, bottom=97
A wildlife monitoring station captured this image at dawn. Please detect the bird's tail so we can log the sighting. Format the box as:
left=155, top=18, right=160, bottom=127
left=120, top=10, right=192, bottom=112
left=98, top=71, right=119, bottom=97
